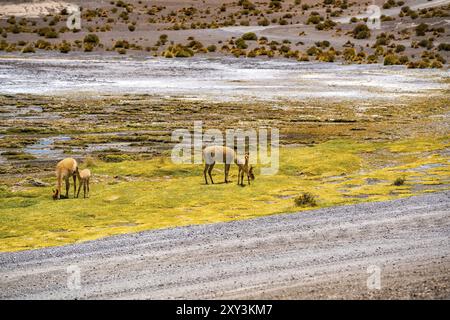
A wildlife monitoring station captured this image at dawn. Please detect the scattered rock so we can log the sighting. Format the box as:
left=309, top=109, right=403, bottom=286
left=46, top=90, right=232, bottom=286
left=16, top=177, right=49, bottom=187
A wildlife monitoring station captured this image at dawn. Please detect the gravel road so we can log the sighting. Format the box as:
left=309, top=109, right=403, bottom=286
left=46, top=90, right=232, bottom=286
left=1, top=191, right=449, bottom=300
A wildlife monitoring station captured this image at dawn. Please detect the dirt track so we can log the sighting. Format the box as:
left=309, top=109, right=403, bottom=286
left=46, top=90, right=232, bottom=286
left=0, top=191, right=449, bottom=300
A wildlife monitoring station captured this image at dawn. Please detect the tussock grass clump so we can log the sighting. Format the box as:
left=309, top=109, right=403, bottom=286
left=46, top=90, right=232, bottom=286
left=235, top=38, right=248, bottom=49
left=352, top=24, right=371, bottom=39
left=316, top=19, right=336, bottom=31
left=114, top=40, right=130, bottom=49
left=384, top=54, right=400, bottom=65
left=162, top=44, right=195, bottom=58
left=438, top=43, right=450, bottom=51
left=59, top=41, right=71, bottom=53
left=306, top=12, right=323, bottom=25
left=258, top=18, right=270, bottom=26
left=242, top=32, right=257, bottom=41
left=21, top=45, right=35, bottom=53
left=83, top=34, right=100, bottom=46
left=393, top=177, right=406, bottom=186
left=207, top=44, right=217, bottom=52
left=45, top=30, right=58, bottom=39
left=294, top=192, right=317, bottom=207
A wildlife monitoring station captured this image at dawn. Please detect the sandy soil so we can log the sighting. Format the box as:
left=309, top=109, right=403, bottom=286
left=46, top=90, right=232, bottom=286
left=0, top=1, right=76, bottom=18
left=0, top=191, right=448, bottom=299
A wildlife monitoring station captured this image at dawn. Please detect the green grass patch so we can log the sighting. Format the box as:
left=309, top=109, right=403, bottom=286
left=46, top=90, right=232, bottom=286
left=0, top=137, right=449, bottom=252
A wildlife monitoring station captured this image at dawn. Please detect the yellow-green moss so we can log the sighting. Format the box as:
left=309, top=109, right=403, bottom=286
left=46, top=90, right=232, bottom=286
left=0, top=137, right=448, bottom=252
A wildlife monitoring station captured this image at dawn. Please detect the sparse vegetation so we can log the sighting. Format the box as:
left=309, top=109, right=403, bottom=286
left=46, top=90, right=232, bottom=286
left=294, top=192, right=317, bottom=207
left=242, top=32, right=257, bottom=41
left=352, top=24, right=371, bottom=39
left=393, top=177, right=406, bottom=186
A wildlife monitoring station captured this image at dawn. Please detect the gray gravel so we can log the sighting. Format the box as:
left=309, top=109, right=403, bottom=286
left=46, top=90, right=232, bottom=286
left=1, top=191, right=449, bottom=299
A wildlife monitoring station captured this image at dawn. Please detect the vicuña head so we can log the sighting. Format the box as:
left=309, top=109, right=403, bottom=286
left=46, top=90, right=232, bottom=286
left=52, top=188, right=59, bottom=200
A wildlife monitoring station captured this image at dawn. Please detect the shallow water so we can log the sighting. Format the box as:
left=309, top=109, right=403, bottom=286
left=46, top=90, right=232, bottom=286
left=0, top=55, right=448, bottom=101
left=24, top=136, right=71, bottom=159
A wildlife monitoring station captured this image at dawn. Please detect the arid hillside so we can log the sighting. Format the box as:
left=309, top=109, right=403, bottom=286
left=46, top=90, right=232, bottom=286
left=0, top=0, right=449, bottom=67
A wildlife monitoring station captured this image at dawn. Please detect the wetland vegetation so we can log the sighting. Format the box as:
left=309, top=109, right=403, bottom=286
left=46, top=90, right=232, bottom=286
left=0, top=92, right=448, bottom=252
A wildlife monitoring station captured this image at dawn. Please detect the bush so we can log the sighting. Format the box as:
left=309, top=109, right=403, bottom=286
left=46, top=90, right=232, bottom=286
left=114, top=40, right=130, bottom=49
left=207, top=44, right=216, bottom=52
left=393, top=177, right=405, bottom=186
left=398, top=55, right=409, bottom=64
left=83, top=33, right=99, bottom=45
left=258, top=18, right=270, bottom=26
left=306, top=14, right=322, bottom=24
left=418, top=39, right=433, bottom=49
left=84, top=43, right=94, bottom=52
left=298, top=54, right=309, bottom=61
left=235, top=38, right=248, bottom=49
left=395, top=44, right=406, bottom=53
left=367, top=54, right=378, bottom=63
left=315, top=40, right=330, bottom=48
left=306, top=46, right=320, bottom=56
left=316, top=19, right=336, bottom=30
left=247, top=50, right=256, bottom=58
left=430, top=61, right=443, bottom=68
left=22, top=45, right=35, bottom=53
left=128, top=24, right=135, bottom=32
left=101, top=154, right=131, bottom=162
left=11, top=24, right=21, bottom=34
left=384, top=54, right=400, bottom=65
left=242, top=32, right=257, bottom=41
left=415, top=23, right=428, bottom=36
left=438, top=43, right=450, bottom=51
left=343, top=48, right=356, bottom=61
left=294, top=192, right=317, bottom=207
left=352, top=24, right=371, bottom=39
left=59, top=41, right=71, bottom=53
left=175, top=48, right=193, bottom=57
left=280, top=45, right=290, bottom=53
left=317, top=51, right=335, bottom=62
left=35, top=39, right=51, bottom=50
left=45, top=30, right=58, bottom=38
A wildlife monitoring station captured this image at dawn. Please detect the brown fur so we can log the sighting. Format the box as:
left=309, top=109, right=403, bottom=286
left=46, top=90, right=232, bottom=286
left=76, top=169, right=91, bottom=199
left=236, top=153, right=255, bottom=186
left=52, top=158, right=78, bottom=200
left=202, top=146, right=255, bottom=185
left=203, top=146, right=235, bottom=184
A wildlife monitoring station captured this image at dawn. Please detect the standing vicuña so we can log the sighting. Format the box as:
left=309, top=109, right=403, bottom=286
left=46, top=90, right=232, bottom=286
left=76, top=169, right=91, bottom=198
left=236, top=153, right=255, bottom=186
left=202, top=146, right=255, bottom=185
left=52, top=157, right=78, bottom=200
left=203, top=146, right=235, bottom=184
